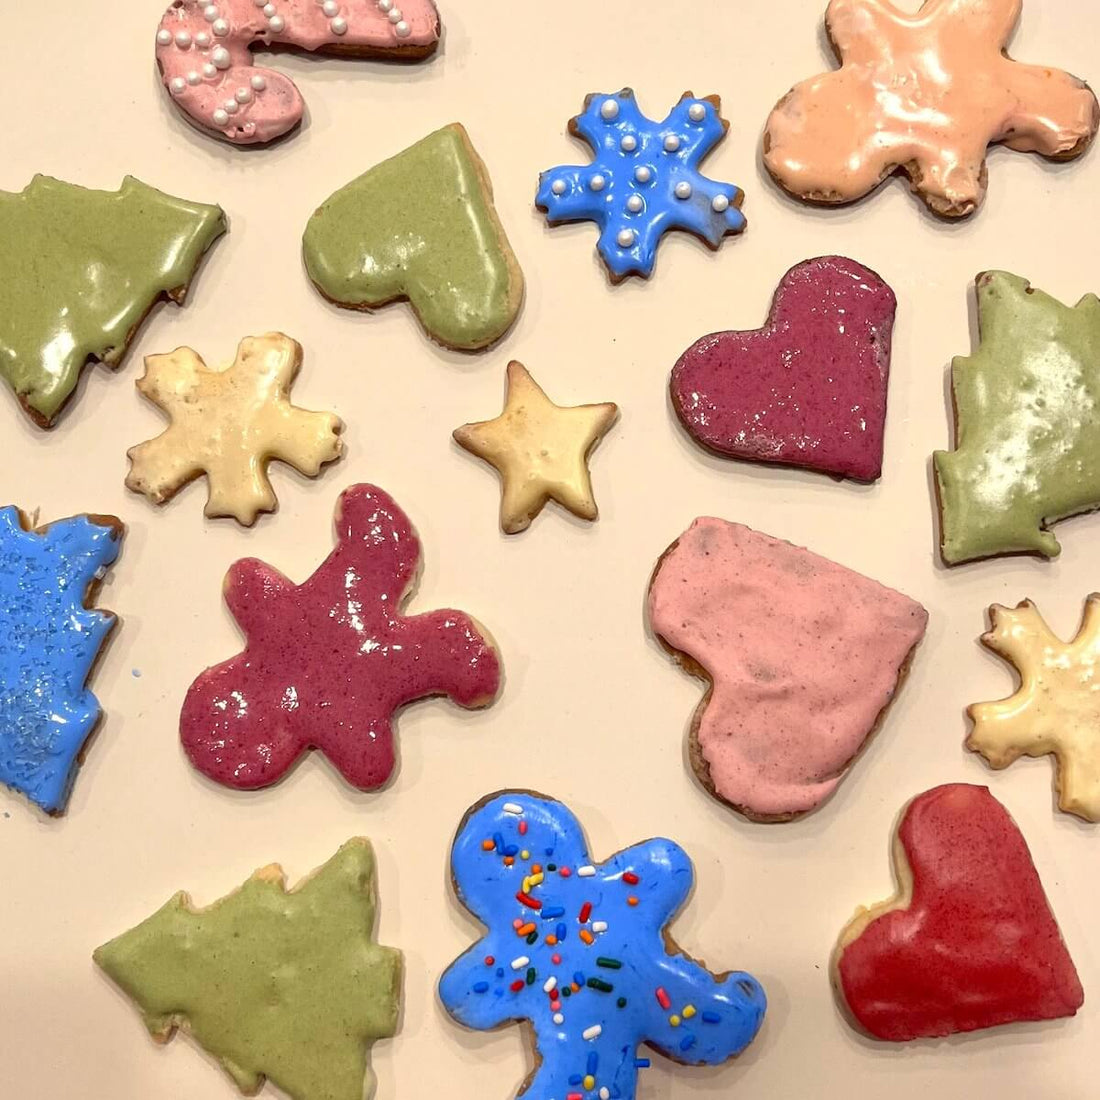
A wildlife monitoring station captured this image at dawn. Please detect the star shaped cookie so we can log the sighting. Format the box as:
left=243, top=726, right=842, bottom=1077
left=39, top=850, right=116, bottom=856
left=969, top=597, right=1100, bottom=822
left=126, top=333, right=343, bottom=526
left=454, top=361, right=618, bottom=533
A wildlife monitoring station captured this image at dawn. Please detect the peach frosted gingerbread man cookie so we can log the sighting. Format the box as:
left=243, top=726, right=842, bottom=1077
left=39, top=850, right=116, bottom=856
left=969, top=597, right=1100, bottom=823
left=764, top=0, right=1099, bottom=217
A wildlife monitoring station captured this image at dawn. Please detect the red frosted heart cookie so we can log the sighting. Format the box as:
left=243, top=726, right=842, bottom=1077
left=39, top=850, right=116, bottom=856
left=835, top=784, right=1084, bottom=1041
left=670, top=256, right=895, bottom=481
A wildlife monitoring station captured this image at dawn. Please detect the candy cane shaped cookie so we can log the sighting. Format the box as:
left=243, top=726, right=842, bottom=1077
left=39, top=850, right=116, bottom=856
left=155, top=0, right=440, bottom=145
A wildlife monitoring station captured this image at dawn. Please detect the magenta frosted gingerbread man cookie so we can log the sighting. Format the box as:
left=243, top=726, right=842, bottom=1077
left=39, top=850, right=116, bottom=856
left=181, top=484, right=501, bottom=790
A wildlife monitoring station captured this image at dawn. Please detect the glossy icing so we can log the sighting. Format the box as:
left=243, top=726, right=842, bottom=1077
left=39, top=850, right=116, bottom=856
left=969, top=598, right=1100, bottom=823
left=764, top=0, right=1100, bottom=216
left=0, top=508, right=123, bottom=814
left=126, top=333, right=343, bottom=526
left=0, top=176, right=225, bottom=426
left=648, top=519, right=927, bottom=820
left=536, top=90, right=746, bottom=281
left=303, top=124, right=524, bottom=351
left=671, top=256, right=895, bottom=481
left=440, top=792, right=766, bottom=1100
left=95, top=839, right=401, bottom=1100
left=453, top=361, right=619, bottom=534
left=934, top=271, right=1100, bottom=564
left=835, top=784, right=1084, bottom=1040
left=180, top=483, right=501, bottom=790
left=156, top=0, right=440, bottom=144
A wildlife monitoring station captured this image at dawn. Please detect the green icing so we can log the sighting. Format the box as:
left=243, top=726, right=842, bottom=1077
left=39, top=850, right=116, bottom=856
left=0, top=175, right=225, bottom=425
left=303, top=123, right=524, bottom=350
left=934, top=271, right=1100, bottom=564
left=94, top=839, right=401, bottom=1100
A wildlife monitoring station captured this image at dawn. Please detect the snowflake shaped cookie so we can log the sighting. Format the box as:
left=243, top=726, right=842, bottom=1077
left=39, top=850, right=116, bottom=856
left=440, top=792, right=766, bottom=1100
left=536, top=89, right=746, bottom=281
left=969, top=597, right=1100, bottom=823
left=126, top=333, right=343, bottom=526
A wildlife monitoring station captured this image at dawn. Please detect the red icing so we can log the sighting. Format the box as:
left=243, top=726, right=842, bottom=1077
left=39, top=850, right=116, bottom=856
left=838, top=784, right=1083, bottom=1041
left=670, top=256, right=895, bottom=481
left=180, top=483, right=501, bottom=790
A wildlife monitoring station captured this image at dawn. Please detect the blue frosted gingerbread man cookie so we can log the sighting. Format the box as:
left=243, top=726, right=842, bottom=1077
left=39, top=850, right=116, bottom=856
left=440, top=791, right=766, bottom=1100
left=0, top=507, right=123, bottom=813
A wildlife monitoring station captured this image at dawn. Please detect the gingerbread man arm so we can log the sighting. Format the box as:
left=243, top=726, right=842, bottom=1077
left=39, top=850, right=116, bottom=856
left=998, top=60, right=1100, bottom=156
left=223, top=557, right=296, bottom=640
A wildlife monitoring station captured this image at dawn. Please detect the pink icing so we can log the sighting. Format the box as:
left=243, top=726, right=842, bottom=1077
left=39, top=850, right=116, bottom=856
left=156, top=0, right=441, bottom=144
left=670, top=256, right=895, bottom=482
left=180, top=483, right=501, bottom=790
left=649, top=519, right=927, bottom=818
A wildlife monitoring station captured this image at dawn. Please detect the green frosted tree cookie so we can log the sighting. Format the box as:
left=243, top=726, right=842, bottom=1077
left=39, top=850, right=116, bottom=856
left=935, top=271, right=1100, bottom=565
left=303, top=124, right=524, bottom=351
left=95, top=839, right=401, bottom=1100
left=0, top=176, right=225, bottom=426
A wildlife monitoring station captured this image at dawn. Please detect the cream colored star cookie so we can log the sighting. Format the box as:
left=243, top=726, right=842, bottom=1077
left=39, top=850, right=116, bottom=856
left=969, top=596, right=1100, bottom=822
left=126, top=333, right=343, bottom=526
left=454, top=361, right=618, bottom=534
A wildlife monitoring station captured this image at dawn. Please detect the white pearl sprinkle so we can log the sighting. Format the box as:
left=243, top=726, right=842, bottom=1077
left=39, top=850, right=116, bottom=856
left=617, top=228, right=635, bottom=248
left=675, top=181, right=693, bottom=199
left=553, top=1013, right=564, bottom=1025
left=212, top=46, right=231, bottom=69
left=203, top=4, right=219, bottom=21
left=224, top=98, right=239, bottom=114
left=712, top=193, right=730, bottom=212
left=213, top=108, right=230, bottom=126
left=600, top=98, right=619, bottom=120
left=379, top=0, right=393, bottom=9
left=664, top=134, right=681, bottom=152
left=395, top=20, right=410, bottom=35
left=213, top=18, right=229, bottom=35
left=269, top=14, right=285, bottom=31
left=331, top=15, right=348, bottom=33
left=236, top=86, right=253, bottom=103
left=323, top=0, right=339, bottom=13
left=170, top=77, right=187, bottom=94
left=688, top=103, right=706, bottom=122
left=204, top=62, right=217, bottom=77
left=551, top=179, right=566, bottom=195
left=175, top=31, right=192, bottom=48
left=620, top=134, right=637, bottom=153
left=388, top=7, right=403, bottom=22
left=156, top=29, right=172, bottom=46
left=589, top=175, right=606, bottom=192
left=195, top=31, right=210, bottom=47
left=251, top=74, right=267, bottom=90
left=626, top=194, right=643, bottom=212
left=263, top=2, right=276, bottom=14
left=186, top=70, right=202, bottom=85
left=634, top=166, right=651, bottom=183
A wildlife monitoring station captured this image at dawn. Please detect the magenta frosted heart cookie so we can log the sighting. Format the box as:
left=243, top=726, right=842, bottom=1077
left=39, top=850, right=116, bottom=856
left=670, top=256, right=895, bottom=481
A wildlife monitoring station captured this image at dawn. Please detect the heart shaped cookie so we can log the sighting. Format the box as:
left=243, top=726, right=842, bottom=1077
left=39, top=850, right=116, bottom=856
left=303, top=124, right=524, bottom=351
left=835, top=784, right=1084, bottom=1041
left=670, top=256, right=895, bottom=482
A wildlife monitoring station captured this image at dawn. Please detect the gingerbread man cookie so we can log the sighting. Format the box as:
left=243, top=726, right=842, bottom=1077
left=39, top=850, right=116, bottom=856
left=834, top=784, right=1084, bottom=1041
left=126, top=334, right=343, bottom=526
left=96, top=839, right=401, bottom=1100
left=969, top=597, right=1100, bottom=823
left=453, top=361, right=619, bottom=534
left=764, top=0, right=1099, bottom=217
left=440, top=792, right=766, bottom=1100
left=155, top=0, right=440, bottom=144
left=181, top=483, right=501, bottom=790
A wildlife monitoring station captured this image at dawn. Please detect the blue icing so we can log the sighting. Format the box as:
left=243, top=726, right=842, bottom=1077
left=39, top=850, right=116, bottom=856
left=440, top=792, right=766, bottom=1100
left=0, top=508, right=122, bottom=813
left=536, top=89, right=747, bottom=281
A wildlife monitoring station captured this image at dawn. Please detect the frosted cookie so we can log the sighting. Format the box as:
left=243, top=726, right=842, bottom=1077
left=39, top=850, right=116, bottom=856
left=453, top=361, right=619, bottom=534
left=156, top=0, right=440, bottom=144
left=536, top=89, right=746, bottom=282
left=671, top=256, right=895, bottom=481
left=0, top=508, right=123, bottom=815
left=0, top=176, right=225, bottom=426
left=648, top=519, right=927, bottom=821
left=440, top=791, right=766, bottom=1100
left=934, top=271, right=1100, bottom=564
left=303, top=124, right=524, bottom=350
left=764, top=0, right=1099, bottom=217
left=834, top=784, right=1084, bottom=1040
left=126, top=333, right=343, bottom=526
left=969, top=597, right=1100, bottom=823
left=181, top=483, right=501, bottom=790
left=95, top=839, right=401, bottom=1100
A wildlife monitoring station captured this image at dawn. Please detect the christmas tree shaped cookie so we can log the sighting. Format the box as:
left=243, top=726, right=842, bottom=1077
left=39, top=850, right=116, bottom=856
left=935, top=271, right=1100, bottom=564
left=0, top=176, right=225, bottom=426
left=303, top=124, right=524, bottom=350
left=95, top=839, right=401, bottom=1100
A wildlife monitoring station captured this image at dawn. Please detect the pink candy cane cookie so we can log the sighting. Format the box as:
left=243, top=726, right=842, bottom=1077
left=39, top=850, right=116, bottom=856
left=155, top=0, right=441, bottom=145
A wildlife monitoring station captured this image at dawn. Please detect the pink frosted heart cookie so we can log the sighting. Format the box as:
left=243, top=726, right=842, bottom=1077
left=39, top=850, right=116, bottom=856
left=670, top=256, right=895, bottom=482
left=648, top=518, right=927, bottom=821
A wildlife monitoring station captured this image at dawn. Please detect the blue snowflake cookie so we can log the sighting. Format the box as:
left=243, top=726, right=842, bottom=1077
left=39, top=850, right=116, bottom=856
left=440, top=791, right=766, bottom=1100
left=0, top=507, right=123, bottom=814
left=536, top=89, right=747, bottom=281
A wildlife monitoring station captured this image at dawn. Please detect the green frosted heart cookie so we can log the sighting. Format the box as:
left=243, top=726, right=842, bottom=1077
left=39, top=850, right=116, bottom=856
left=94, top=839, right=401, bottom=1100
left=303, top=124, right=524, bottom=350
left=0, top=176, right=225, bottom=426
left=934, top=271, right=1100, bottom=564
